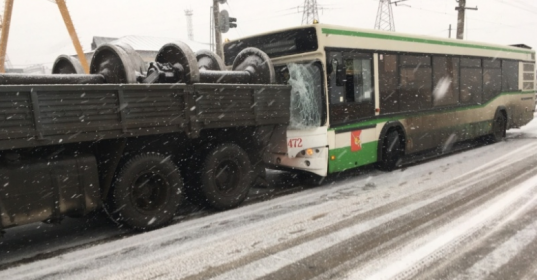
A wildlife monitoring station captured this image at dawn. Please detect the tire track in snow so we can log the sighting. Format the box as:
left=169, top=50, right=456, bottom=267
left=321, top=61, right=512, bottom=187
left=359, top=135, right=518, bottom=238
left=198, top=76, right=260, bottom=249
left=309, top=154, right=537, bottom=280
left=255, top=154, right=537, bottom=280
left=345, top=169, right=537, bottom=280
left=411, top=196, right=537, bottom=280
left=2, top=140, right=537, bottom=279
left=453, top=217, right=537, bottom=280
left=125, top=142, right=537, bottom=280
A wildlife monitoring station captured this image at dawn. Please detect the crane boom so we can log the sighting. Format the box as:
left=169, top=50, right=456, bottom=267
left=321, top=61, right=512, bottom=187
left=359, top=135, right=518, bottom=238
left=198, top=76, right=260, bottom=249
left=55, top=0, right=89, bottom=73
left=0, top=0, right=14, bottom=73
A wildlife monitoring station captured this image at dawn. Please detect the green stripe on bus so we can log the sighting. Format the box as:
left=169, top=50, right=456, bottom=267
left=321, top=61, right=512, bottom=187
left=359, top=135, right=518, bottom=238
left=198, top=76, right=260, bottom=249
left=328, top=141, right=378, bottom=173
left=321, top=28, right=535, bottom=55
left=329, top=91, right=535, bottom=132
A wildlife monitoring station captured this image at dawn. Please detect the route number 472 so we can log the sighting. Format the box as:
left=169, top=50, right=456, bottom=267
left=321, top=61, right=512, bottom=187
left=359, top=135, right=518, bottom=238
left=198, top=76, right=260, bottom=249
left=288, top=138, right=303, bottom=148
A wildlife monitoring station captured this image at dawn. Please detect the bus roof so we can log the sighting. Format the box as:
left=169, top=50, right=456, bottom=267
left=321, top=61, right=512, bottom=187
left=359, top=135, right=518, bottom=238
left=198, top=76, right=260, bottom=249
left=225, top=23, right=535, bottom=62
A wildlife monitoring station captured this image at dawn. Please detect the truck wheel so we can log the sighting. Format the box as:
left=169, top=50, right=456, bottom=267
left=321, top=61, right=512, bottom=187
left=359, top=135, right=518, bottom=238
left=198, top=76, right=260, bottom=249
left=110, top=153, right=184, bottom=230
left=189, top=143, right=252, bottom=210
left=378, top=129, right=404, bottom=171
left=491, top=111, right=507, bottom=143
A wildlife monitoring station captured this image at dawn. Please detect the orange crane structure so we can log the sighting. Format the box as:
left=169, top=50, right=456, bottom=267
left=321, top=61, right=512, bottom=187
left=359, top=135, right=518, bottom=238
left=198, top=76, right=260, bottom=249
left=0, top=0, right=13, bottom=73
left=0, top=0, right=89, bottom=73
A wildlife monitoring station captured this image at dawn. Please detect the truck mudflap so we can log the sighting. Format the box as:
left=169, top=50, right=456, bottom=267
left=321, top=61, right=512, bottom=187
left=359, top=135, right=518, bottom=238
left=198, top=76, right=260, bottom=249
left=0, top=154, right=101, bottom=230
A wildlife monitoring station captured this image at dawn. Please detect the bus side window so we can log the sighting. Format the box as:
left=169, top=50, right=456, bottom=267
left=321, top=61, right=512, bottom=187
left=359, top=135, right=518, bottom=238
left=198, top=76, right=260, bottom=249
left=343, top=58, right=373, bottom=103
left=328, top=53, right=345, bottom=104
left=502, top=60, right=519, bottom=91
left=399, top=55, right=432, bottom=111
left=433, top=56, right=460, bottom=107
left=460, top=58, right=483, bottom=104
left=379, top=54, right=399, bottom=114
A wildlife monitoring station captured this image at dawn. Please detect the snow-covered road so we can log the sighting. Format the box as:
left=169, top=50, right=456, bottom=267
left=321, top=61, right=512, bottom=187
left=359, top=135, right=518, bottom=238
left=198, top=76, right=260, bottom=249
left=2, top=116, right=537, bottom=280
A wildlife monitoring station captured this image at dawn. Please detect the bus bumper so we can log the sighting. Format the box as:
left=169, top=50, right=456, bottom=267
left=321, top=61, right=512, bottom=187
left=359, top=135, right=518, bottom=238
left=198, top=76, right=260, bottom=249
left=264, top=147, right=328, bottom=176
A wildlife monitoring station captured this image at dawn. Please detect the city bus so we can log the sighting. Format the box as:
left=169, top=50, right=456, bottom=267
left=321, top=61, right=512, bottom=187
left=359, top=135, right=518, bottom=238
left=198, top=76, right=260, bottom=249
left=224, top=23, right=536, bottom=177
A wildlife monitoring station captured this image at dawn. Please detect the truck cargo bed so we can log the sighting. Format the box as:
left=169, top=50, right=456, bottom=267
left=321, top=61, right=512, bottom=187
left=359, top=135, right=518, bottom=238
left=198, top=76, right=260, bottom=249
left=0, top=83, right=291, bottom=150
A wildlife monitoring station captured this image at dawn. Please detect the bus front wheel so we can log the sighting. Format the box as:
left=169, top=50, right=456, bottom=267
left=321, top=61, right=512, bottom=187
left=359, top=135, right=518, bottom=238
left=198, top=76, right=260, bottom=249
left=378, top=129, right=404, bottom=171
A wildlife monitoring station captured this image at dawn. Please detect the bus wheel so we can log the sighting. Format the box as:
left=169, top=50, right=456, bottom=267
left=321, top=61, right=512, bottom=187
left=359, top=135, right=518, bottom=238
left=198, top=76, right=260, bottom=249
left=189, top=143, right=252, bottom=210
left=109, top=153, right=184, bottom=230
left=378, top=129, right=404, bottom=171
left=491, top=112, right=507, bottom=142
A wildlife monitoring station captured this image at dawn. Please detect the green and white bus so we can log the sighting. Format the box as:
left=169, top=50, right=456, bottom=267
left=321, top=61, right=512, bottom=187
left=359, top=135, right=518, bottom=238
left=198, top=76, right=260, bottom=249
left=224, top=23, right=536, bottom=176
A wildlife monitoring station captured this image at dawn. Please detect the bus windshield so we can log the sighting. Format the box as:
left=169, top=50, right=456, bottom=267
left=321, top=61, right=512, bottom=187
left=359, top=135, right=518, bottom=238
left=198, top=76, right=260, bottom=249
left=276, top=62, right=324, bottom=129
left=224, top=27, right=318, bottom=65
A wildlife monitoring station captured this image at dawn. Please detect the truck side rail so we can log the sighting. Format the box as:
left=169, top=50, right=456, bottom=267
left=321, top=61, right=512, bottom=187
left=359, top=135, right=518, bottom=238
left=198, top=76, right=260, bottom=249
left=0, top=83, right=290, bottom=150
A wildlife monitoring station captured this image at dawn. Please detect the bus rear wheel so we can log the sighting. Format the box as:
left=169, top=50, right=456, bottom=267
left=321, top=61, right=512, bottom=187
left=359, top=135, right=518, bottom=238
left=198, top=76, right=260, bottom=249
left=378, top=129, right=404, bottom=171
left=491, top=112, right=507, bottom=143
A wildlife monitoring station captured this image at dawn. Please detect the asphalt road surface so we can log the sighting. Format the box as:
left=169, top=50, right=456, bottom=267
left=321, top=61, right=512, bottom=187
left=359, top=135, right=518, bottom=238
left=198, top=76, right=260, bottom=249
left=1, top=117, right=537, bottom=280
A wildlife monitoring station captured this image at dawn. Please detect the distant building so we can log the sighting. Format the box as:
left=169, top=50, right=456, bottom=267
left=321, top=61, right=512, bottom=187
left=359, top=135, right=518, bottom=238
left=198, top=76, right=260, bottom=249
left=5, top=64, right=50, bottom=74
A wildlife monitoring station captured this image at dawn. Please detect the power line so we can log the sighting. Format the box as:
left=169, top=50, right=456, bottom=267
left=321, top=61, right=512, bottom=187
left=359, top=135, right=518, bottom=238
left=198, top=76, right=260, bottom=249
left=490, top=0, right=537, bottom=15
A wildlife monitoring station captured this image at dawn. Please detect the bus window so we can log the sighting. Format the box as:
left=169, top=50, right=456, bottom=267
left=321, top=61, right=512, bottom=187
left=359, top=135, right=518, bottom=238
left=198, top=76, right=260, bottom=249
left=328, top=51, right=375, bottom=125
left=483, top=58, right=501, bottom=102
left=433, top=56, right=460, bottom=107
left=379, top=54, right=399, bottom=114
left=460, top=58, right=483, bottom=104
left=399, top=55, right=432, bottom=111
left=343, top=58, right=373, bottom=103
left=502, top=60, right=519, bottom=91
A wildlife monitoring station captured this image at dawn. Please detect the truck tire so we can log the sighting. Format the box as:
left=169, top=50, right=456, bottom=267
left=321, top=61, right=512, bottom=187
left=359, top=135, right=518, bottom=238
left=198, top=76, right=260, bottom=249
left=109, top=153, right=184, bottom=230
left=188, top=143, right=252, bottom=210
left=378, top=129, right=404, bottom=171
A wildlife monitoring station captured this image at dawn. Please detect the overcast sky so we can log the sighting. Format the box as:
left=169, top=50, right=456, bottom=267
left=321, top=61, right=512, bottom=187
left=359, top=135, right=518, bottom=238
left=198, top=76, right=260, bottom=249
left=3, top=0, right=537, bottom=67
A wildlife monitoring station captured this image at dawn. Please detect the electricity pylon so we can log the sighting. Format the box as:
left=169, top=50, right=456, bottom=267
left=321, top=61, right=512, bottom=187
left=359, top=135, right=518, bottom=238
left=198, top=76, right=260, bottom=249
left=300, top=0, right=319, bottom=25
left=374, top=0, right=407, bottom=32
left=374, top=0, right=395, bottom=31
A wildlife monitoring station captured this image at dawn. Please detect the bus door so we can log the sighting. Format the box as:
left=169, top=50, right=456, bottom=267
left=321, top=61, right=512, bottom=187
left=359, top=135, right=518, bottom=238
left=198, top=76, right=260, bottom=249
left=326, top=50, right=377, bottom=172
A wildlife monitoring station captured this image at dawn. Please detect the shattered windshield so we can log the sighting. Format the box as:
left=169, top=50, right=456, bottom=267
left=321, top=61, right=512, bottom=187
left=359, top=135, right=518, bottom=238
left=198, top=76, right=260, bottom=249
left=277, top=62, right=323, bottom=129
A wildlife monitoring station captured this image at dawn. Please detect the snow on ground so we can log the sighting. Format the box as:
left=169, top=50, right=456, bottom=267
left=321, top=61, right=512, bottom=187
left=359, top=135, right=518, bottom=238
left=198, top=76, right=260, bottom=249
left=1, top=115, right=537, bottom=280
left=516, top=110, right=537, bottom=136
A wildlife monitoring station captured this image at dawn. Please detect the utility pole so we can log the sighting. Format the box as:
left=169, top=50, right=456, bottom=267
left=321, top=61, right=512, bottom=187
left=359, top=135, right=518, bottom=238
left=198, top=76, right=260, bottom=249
left=185, top=9, right=194, bottom=41
left=299, top=0, right=320, bottom=25
left=455, top=0, right=477, bottom=40
left=210, top=6, right=214, bottom=52
left=374, top=0, right=408, bottom=32
left=213, top=0, right=223, bottom=58
left=449, top=24, right=452, bottom=38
